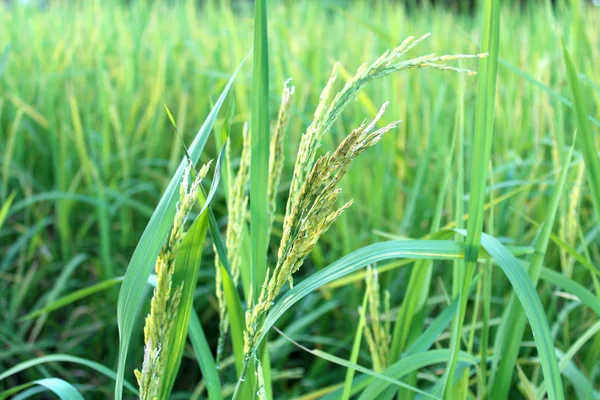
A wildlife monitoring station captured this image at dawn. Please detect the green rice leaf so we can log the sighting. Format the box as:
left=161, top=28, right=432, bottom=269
left=257, top=240, right=466, bottom=349
left=0, top=378, right=83, bottom=400
left=275, top=328, right=440, bottom=399
left=250, top=0, right=270, bottom=304
left=188, top=309, right=223, bottom=400
left=538, top=321, right=600, bottom=399
left=358, top=350, right=477, bottom=400
left=221, top=262, right=246, bottom=376
left=540, top=267, right=600, bottom=317
left=341, top=293, right=369, bottom=400
left=21, top=277, right=125, bottom=321
left=445, top=0, right=499, bottom=392
left=490, top=144, right=573, bottom=399
left=30, top=378, right=84, bottom=400
left=27, top=254, right=88, bottom=340
left=0, top=354, right=138, bottom=395
left=322, top=296, right=463, bottom=400
left=473, top=232, right=564, bottom=400
left=552, top=350, right=600, bottom=400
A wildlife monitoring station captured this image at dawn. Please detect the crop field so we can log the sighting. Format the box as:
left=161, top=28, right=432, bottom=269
left=1, top=0, right=599, bottom=398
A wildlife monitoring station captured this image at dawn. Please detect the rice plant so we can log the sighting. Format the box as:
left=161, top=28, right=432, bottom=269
left=1, top=0, right=599, bottom=399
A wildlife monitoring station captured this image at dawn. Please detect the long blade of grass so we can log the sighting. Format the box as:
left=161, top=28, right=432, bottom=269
left=274, top=328, right=439, bottom=400
left=341, top=292, right=369, bottom=400
left=257, top=240, right=466, bottom=350
left=554, top=351, right=600, bottom=400
left=221, top=262, right=246, bottom=376
left=114, top=55, right=248, bottom=400
left=0, top=378, right=84, bottom=400
left=444, top=0, right=499, bottom=394
left=188, top=312, right=223, bottom=400
left=321, top=292, right=466, bottom=400
left=27, top=254, right=88, bottom=341
left=0, top=354, right=138, bottom=395
left=248, top=1, right=272, bottom=396
left=21, top=277, right=125, bottom=321
left=473, top=232, right=564, bottom=400
left=489, top=144, right=573, bottom=399
left=30, top=378, right=84, bottom=400
left=540, top=267, right=600, bottom=316
left=538, top=320, right=600, bottom=399
left=358, top=350, right=478, bottom=400
left=250, top=0, right=270, bottom=304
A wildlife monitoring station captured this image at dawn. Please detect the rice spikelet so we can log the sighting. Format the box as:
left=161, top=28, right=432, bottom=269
left=134, top=161, right=211, bottom=400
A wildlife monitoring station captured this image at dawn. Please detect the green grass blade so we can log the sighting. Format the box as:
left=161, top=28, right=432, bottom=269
left=31, top=378, right=84, bottom=400
left=540, top=267, right=600, bottom=317
left=553, top=350, right=600, bottom=400
left=21, top=277, right=125, bottom=321
left=0, top=378, right=84, bottom=400
left=341, top=292, right=369, bottom=400
left=221, top=263, right=246, bottom=376
left=249, top=1, right=271, bottom=396
left=490, top=144, right=573, bottom=399
left=275, top=328, right=439, bottom=400
left=257, top=240, right=466, bottom=350
left=189, top=311, right=223, bottom=400
left=0, top=354, right=138, bottom=395
left=358, top=350, right=478, bottom=400
left=322, top=295, right=464, bottom=400
left=538, top=320, right=600, bottom=399
left=0, top=382, right=35, bottom=399
left=562, top=41, right=600, bottom=222
left=445, top=0, right=500, bottom=393
left=475, top=232, right=564, bottom=400
left=250, top=0, right=270, bottom=305
left=460, top=0, right=500, bottom=261
left=114, top=56, right=248, bottom=400
left=27, top=254, right=88, bottom=340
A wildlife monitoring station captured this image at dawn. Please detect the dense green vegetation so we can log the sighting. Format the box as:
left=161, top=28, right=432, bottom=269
left=1, top=0, right=599, bottom=398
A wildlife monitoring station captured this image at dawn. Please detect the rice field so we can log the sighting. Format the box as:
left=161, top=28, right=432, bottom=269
left=1, top=0, right=599, bottom=398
